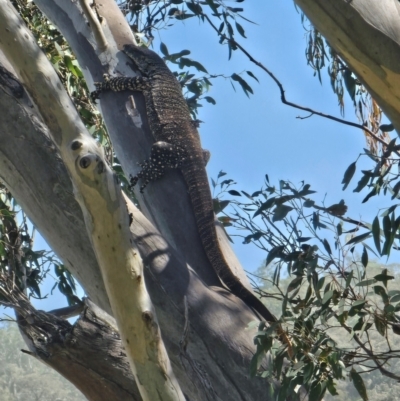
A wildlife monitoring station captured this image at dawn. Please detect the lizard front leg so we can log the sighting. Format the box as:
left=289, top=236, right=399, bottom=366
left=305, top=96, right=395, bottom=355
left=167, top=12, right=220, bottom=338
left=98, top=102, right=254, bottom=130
left=130, top=141, right=186, bottom=193
left=91, top=74, right=150, bottom=101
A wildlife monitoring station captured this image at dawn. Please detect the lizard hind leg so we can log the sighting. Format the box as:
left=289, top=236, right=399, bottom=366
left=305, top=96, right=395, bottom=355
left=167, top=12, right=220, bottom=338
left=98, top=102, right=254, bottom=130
left=90, top=75, right=150, bottom=102
left=130, top=141, right=185, bottom=193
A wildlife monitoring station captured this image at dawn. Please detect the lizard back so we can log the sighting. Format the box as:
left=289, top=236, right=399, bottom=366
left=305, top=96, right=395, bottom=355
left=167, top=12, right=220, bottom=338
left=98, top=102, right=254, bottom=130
left=93, top=44, right=277, bottom=323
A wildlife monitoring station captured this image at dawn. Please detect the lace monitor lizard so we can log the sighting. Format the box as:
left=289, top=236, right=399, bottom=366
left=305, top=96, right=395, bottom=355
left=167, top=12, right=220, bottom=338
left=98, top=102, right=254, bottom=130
left=91, top=44, right=278, bottom=324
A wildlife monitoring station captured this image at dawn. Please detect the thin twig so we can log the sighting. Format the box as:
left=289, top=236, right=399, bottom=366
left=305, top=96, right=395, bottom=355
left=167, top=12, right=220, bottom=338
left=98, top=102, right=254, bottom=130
left=202, top=14, right=400, bottom=157
left=337, top=316, right=400, bottom=381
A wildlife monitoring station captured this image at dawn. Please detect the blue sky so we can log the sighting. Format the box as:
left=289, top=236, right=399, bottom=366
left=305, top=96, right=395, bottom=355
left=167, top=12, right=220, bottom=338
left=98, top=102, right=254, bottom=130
left=5, top=1, right=395, bottom=314
left=156, top=2, right=391, bottom=270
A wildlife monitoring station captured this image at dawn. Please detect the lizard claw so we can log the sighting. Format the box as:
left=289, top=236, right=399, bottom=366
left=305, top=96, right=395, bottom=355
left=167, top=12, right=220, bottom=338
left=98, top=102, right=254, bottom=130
left=129, top=175, right=139, bottom=188
left=90, top=90, right=100, bottom=104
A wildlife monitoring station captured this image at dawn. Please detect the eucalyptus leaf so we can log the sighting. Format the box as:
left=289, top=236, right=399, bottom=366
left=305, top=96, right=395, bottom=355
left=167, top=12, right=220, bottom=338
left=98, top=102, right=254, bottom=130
left=350, top=369, right=368, bottom=401
left=353, top=173, right=370, bottom=193
left=356, top=278, right=377, bottom=287
left=346, top=232, right=371, bottom=246
left=372, top=216, right=381, bottom=255
left=342, top=161, right=356, bottom=190
left=361, top=246, right=368, bottom=268
left=374, top=315, right=386, bottom=337
left=348, top=300, right=367, bottom=317
left=287, top=276, right=303, bottom=293
left=272, top=204, right=293, bottom=222
left=322, top=290, right=334, bottom=305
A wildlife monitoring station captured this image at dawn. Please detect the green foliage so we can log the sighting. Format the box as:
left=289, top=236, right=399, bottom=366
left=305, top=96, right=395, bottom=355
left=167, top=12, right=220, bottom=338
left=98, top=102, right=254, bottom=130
left=342, top=161, right=357, bottom=190
left=126, top=0, right=250, bottom=60
left=0, top=185, right=78, bottom=304
left=12, top=0, right=105, bottom=132
left=118, top=0, right=258, bottom=116
left=214, top=173, right=400, bottom=400
left=12, top=0, right=142, bottom=197
left=340, top=142, right=400, bottom=258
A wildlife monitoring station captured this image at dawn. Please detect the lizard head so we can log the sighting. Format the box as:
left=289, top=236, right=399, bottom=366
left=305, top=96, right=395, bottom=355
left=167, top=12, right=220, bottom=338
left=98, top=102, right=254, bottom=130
left=123, top=44, right=167, bottom=76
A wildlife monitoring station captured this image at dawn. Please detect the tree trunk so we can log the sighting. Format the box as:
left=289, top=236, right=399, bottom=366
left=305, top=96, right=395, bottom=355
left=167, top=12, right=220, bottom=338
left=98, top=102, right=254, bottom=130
left=16, top=297, right=142, bottom=401
left=0, top=1, right=272, bottom=400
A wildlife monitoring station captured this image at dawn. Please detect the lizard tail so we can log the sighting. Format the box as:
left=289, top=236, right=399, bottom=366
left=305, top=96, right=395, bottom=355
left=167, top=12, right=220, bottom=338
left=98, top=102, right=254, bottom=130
left=182, top=161, right=277, bottom=324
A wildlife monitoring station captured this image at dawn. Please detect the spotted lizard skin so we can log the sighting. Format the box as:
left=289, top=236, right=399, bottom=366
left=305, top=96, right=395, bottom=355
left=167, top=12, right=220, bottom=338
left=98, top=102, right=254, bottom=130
left=92, top=44, right=277, bottom=323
